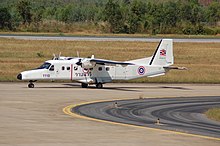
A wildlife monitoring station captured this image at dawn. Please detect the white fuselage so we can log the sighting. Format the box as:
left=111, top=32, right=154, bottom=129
left=19, top=58, right=166, bottom=84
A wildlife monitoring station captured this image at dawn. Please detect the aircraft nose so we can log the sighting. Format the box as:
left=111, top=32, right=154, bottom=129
left=17, top=73, right=22, bottom=80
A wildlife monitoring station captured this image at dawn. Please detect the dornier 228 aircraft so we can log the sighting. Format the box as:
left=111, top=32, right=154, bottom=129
left=17, top=39, right=186, bottom=88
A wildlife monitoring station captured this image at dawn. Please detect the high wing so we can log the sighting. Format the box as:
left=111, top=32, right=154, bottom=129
left=90, top=58, right=134, bottom=65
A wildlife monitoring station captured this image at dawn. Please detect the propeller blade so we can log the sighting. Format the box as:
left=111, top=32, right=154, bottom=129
left=76, top=59, right=82, bottom=66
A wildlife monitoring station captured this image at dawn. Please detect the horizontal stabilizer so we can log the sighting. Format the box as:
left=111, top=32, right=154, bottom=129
left=148, top=73, right=165, bottom=78
left=164, top=66, right=188, bottom=70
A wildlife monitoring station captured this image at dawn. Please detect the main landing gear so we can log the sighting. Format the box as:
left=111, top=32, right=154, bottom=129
left=81, top=83, right=103, bottom=89
left=81, top=83, right=88, bottom=88
left=28, top=80, right=36, bottom=88
left=96, top=83, right=103, bottom=89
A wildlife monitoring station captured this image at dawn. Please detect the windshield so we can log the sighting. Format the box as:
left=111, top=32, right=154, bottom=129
left=37, top=62, right=51, bottom=69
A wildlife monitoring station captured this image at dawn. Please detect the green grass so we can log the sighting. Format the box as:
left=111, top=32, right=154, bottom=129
left=0, top=37, right=220, bottom=83
left=205, top=108, right=220, bottom=122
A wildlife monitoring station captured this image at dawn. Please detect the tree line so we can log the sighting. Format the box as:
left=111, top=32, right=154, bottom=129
left=0, top=0, right=220, bottom=35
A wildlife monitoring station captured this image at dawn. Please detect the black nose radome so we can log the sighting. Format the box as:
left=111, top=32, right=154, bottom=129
left=17, top=73, right=22, bottom=80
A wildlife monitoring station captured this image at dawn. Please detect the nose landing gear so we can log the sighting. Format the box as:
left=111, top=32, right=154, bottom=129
left=28, top=83, right=34, bottom=88
left=28, top=80, right=36, bottom=88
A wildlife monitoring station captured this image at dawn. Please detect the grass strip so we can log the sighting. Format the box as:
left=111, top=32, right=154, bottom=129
left=205, top=108, right=220, bottom=122
left=0, top=38, right=220, bottom=83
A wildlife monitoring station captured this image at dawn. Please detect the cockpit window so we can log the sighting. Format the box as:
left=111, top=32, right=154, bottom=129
left=37, top=62, right=51, bottom=69
left=49, top=65, right=54, bottom=71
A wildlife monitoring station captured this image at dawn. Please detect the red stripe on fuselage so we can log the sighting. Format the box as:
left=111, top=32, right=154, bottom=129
left=70, top=64, right=73, bottom=80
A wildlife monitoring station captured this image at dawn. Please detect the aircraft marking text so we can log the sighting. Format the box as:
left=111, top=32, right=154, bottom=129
left=43, top=74, right=50, bottom=78
left=75, top=73, right=92, bottom=77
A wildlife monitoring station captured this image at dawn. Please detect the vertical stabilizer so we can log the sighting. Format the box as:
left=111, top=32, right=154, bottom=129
left=149, top=39, right=173, bottom=66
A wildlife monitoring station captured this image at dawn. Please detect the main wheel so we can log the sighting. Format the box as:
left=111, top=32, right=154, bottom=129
left=81, top=83, right=88, bottom=88
left=28, top=83, right=34, bottom=88
left=96, top=83, right=103, bottom=89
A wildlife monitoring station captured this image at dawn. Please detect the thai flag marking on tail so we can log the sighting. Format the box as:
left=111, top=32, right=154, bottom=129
left=160, top=49, right=166, bottom=56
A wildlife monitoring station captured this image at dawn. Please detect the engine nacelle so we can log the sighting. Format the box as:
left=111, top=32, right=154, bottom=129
left=81, top=59, right=96, bottom=69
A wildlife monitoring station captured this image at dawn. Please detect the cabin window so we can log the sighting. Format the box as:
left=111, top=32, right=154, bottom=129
left=62, top=66, right=65, bottom=70
left=67, top=67, right=70, bottom=70
left=98, top=67, right=102, bottom=71
left=106, top=67, right=110, bottom=71
left=49, top=65, right=54, bottom=71
left=74, top=66, right=78, bottom=70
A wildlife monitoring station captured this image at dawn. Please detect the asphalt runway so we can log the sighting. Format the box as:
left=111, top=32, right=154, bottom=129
left=0, top=34, right=220, bottom=42
left=72, top=96, right=220, bottom=139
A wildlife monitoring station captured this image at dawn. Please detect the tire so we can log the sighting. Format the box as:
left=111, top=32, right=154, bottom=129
left=96, top=83, right=103, bottom=89
left=28, top=83, right=34, bottom=88
left=81, top=83, right=88, bottom=88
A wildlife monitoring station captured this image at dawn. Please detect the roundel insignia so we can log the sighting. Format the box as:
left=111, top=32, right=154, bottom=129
left=138, top=66, right=145, bottom=75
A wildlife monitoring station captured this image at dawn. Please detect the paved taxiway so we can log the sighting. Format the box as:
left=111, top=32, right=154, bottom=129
left=0, top=34, right=220, bottom=42
left=0, top=83, right=220, bottom=146
left=72, top=96, right=220, bottom=139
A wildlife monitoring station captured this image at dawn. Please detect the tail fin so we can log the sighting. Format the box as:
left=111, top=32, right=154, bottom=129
left=149, top=39, right=173, bottom=66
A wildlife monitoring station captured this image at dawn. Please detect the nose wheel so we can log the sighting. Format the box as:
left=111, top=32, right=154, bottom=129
left=28, top=82, right=35, bottom=88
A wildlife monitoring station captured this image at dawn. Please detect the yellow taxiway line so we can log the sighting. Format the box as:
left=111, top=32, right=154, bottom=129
left=63, top=99, right=220, bottom=141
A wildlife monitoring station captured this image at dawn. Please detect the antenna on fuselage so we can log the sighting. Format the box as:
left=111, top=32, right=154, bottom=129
left=77, top=51, right=80, bottom=58
left=52, top=53, right=56, bottom=60
left=58, top=52, right=61, bottom=60
left=52, top=52, right=61, bottom=60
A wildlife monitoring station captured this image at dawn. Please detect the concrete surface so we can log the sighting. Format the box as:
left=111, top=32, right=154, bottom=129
left=0, top=82, right=220, bottom=146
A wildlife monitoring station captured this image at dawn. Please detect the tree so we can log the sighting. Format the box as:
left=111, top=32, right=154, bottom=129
left=163, top=1, right=180, bottom=27
left=32, top=6, right=44, bottom=32
left=206, top=1, right=220, bottom=26
left=128, top=0, right=147, bottom=33
left=180, top=1, right=203, bottom=25
left=103, top=0, right=124, bottom=33
left=0, top=7, right=12, bottom=29
left=148, top=3, right=164, bottom=34
left=16, top=0, right=32, bottom=24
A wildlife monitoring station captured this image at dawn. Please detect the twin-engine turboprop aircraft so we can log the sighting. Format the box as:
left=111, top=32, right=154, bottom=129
left=17, top=39, right=186, bottom=88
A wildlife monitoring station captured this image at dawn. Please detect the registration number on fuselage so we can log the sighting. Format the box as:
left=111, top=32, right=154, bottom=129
left=43, top=74, right=50, bottom=78
left=75, top=72, right=92, bottom=77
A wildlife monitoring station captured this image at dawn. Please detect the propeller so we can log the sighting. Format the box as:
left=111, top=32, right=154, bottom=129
left=75, top=54, right=96, bottom=68
left=75, top=51, right=82, bottom=66
left=76, top=58, right=82, bottom=66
